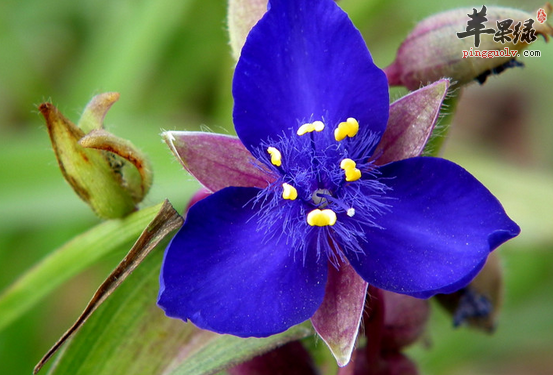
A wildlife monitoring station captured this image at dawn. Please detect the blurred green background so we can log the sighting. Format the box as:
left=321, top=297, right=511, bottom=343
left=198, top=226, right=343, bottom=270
left=1, top=0, right=552, bottom=374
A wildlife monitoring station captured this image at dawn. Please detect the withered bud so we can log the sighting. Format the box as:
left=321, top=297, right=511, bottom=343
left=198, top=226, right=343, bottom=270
left=435, top=252, right=504, bottom=333
left=40, top=93, right=152, bottom=219
left=385, top=4, right=553, bottom=90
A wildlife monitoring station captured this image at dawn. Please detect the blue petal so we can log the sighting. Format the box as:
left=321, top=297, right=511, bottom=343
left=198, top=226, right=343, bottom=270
left=346, top=157, right=520, bottom=298
left=233, top=0, right=388, bottom=152
left=158, top=186, right=328, bottom=337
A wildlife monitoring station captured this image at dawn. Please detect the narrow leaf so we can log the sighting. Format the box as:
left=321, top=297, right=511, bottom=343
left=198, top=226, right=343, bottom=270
left=0, top=203, right=165, bottom=333
left=34, top=200, right=183, bottom=374
left=165, top=325, right=313, bottom=375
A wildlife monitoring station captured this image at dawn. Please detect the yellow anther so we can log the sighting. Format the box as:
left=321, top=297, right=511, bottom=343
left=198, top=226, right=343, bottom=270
left=267, top=146, right=282, bottom=167
left=282, top=183, right=298, bottom=200
left=297, top=121, right=325, bottom=135
left=344, top=168, right=361, bottom=182
left=307, top=209, right=337, bottom=227
left=340, top=158, right=362, bottom=182
left=340, top=158, right=356, bottom=170
left=334, top=117, right=359, bottom=141
left=297, top=124, right=311, bottom=136
left=312, top=121, right=325, bottom=132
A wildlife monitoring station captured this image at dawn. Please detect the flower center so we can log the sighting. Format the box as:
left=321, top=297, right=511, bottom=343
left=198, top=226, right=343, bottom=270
left=265, top=117, right=362, bottom=227
left=254, top=118, right=389, bottom=262
left=312, top=189, right=331, bottom=206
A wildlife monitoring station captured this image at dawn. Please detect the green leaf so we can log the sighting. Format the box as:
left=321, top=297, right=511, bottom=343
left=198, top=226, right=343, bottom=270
left=0, top=202, right=164, bottom=333
left=34, top=200, right=183, bottom=374
left=46, top=242, right=313, bottom=375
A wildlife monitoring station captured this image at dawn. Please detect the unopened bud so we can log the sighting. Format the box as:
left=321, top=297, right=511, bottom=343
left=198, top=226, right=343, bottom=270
left=378, top=352, right=419, bottom=375
left=228, top=0, right=268, bottom=60
left=381, top=290, right=430, bottom=350
left=40, top=93, right=152, bottom=219
left=228, top=341, right=317, bottom=375
left=352, top=344, right=419, bottom=375
left=385, top=4, right=553, bottom=90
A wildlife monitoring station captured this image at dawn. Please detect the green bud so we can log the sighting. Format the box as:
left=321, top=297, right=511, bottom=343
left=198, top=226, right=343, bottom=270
left=39, top=93, right=152, bottom=219
left=385, top=4, right=553, bottom=90
left=228, top=0, right=268, bottom=60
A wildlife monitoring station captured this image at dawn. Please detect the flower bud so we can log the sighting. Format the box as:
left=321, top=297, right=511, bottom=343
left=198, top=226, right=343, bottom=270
left=40, top=93, right=152, bottom=219
left=378, top=352, right=419, bottom=375
left=228, top=0, right=268, bottom=60
left=351, top=344, right=419, bottom=375
left=385, top=4, right=553, bottom=90
left=228, top=341, right=317, bottom=375
left=381, top=290, right=430, bottom=351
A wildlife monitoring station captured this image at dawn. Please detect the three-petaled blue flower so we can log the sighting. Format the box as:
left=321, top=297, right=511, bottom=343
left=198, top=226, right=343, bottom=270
left=158, top=0, right=519, bottom=338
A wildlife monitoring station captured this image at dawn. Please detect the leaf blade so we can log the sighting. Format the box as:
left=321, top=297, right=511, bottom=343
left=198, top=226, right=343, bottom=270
left=0, top=203, right=164, bottom=333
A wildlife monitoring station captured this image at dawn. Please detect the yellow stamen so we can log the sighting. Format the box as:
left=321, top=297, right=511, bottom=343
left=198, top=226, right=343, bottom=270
left=282, top=183, right=298, bottom=200
left=334, top=117, right=359, bottom=141
left=307, top=209, right=337, bottom=227
left=340, top=158, right=356, bottom=170
left=267, top=146, right=282, bottom=167
left=297, top=121, right=325, bottom=135
left=297, top=124, right=310, bottom=135
left=312, top=121, right=325, bottom=132
left=344, top=168, right=361, bottom=181
left=340, top=158, right=362, bottom=182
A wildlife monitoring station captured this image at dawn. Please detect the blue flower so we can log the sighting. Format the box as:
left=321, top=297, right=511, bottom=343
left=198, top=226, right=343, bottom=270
left=158, top=0, right=519, bottom=338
